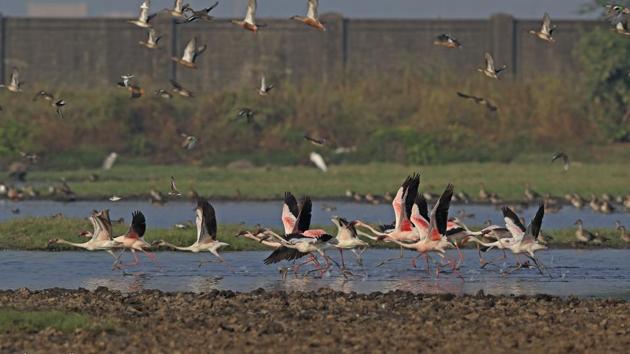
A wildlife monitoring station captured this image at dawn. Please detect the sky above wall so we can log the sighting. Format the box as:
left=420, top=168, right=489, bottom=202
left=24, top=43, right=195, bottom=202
left=1, top=0, right=601, bottom=19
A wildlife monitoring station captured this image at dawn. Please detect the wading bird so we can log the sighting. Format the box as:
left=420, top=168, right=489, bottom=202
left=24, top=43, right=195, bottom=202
left=502, top=204, right=547, bottom=274
left=478, top=53, right=507, bottom=79
left=529, top=12, right=556, bottom=42
left=291, top=0, right=325, bottom=31
left=232, top=0, right=262, bottom=32
left=331, top=217, right=369, bottom=269
left=172, top=37, right=207, bottom=69
left=154, top=199, right=229, bottom=263
left=113, top=210, right=158, bottom=267
left=48, top=210, right=122, bottom=268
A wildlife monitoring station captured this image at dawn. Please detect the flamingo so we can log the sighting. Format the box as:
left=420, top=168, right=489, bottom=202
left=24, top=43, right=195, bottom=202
left=154, top=199, right=229, bottom=264
left=232, top=0, right=262, bottom=32
left=385, top=184, right=456, bottom=275
left=291, top=0, right=326, bottom=31
left=331, top=217, right=369, bottom=270
left=281, top=192, right=327, bottom=238
left=260, top=229, right=336, bottom=277
left=502, top=204, right=548, bottom=275
left=112, top=211, right=158, bottom=268
left=48, top=210, right=122, bottom=268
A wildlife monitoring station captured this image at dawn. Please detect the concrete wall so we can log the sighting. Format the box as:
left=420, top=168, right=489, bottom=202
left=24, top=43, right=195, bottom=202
left=0, top=14, right=603, bottom=91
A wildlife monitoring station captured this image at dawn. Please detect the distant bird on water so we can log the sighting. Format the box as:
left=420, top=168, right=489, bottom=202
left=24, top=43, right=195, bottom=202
left=180, top=1, right=219, bottom=23
left=309, top=152, right=328, bottom=172
left=129, top=0, right=156, bottom=28
left=232, top=0, right=262, bottom=32
left=0, top=68, right=22, bottom=93
left=139, top=28, right=162, bottom=49
left=259, top=75, right=273, bottom=96
left=478, top=53, right=507, bottom=79
left=456, top=92, right=498, bottom=111
left=291, top=0, right=325, bottom=31
left=172, top=37, right=207, bottom=69
left=551, top=152, right=569, bottom=171
left=529, top=12, right=556, bottom=42
left=433, top=34, right=461, bottom=48
left=170, top=80, right=194, bottom=97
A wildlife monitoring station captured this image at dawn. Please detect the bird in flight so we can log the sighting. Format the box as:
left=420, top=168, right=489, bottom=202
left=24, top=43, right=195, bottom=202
left=181, top=134, right=197, bottom=150
left=169, top=176, right=183, bottom=197
left=309, top=152, right=328, bottom=172
left=172, top=37, right=207, bottom=69
left=19, top=151, right=39, bottom=164
left=529, top=12, right=556, bottom=42
left=232, top=0, right=262, bottom=32
left=304, top=135, right=327, bottom=147
left=551, top=152, right=569, bottom=171
left=170, top=80, right=194, bottom=97
left=0, top=68, right=22, bottom=93
left=33, top=90, right=66, bottom=118
left=180, top=1, right=219, bottom=23
left=433, top=34, right=461, bottom=48
left=154, top=89, right=173, bottom=99
left=129, top=0, right=156, bottom=28
left=478, top=53, right=507, bottom=79
left=259, top=75, right=273, bottom=96
left=139, top=28, right=161, bottom=49
left=456, top=92, right=498, bottom=112
left=291, top=0, right=325, bottom=31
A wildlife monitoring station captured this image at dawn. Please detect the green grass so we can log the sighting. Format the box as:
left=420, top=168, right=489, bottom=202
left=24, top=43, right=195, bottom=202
left=25, top=162, right=630, bottom=201
left=0, top=217, right=626, bottom=251
left=0, top=308, right=113, bottom=332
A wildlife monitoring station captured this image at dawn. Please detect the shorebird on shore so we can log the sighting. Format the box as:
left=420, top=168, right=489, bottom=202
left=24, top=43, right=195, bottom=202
left=433, top=34, right=461, bottom=48
left=232, top=0, right=262, bottom=32
left=0, top=68, right=22, bottom=93
left=129, top=0, right=156, bottom=28
left=478, top=53, right=507, bottom=79
left=291, top=0, right=325, bottom=31
left=172, top=37, right=207, bottom=69
left=139, top=28, right=162, bottom=49
left=529, top=12, right=556, bottom=42
left=154, top=199, right=229, bottom=263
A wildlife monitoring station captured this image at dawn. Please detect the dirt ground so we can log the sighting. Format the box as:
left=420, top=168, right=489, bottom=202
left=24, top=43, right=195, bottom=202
left=0, top=288, right=628, bottom=354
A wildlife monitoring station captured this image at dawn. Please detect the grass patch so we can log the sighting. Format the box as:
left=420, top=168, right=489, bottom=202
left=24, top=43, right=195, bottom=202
left=24, top=162, right=630, bottom=201
left=0, top=308, right=113, bottom=332
left=0, top=217, right=626, bottom=251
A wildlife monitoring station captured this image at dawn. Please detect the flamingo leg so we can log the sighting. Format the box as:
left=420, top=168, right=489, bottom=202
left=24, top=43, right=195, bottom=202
left=294, top=254, right=317, bottom=275
left=339, top=249, right=346, bottom=269
left=351, top=248, right=364, bottom=267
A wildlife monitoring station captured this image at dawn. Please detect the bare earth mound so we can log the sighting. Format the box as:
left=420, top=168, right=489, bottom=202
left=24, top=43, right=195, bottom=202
left=0, top=288, right=628, bottom=353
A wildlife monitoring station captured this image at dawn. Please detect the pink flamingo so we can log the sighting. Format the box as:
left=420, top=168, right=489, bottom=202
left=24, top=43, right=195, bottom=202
left=113, top=211, right=158, bottom=268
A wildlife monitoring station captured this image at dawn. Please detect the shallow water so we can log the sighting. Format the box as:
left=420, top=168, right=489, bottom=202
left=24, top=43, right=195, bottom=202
left=0, top=200, right=627, bottom=229
left=1, top=249, right=628, bottom=299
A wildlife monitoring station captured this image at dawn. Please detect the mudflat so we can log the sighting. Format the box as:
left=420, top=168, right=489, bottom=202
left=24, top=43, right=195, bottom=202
left=0, top=288, right=628, bottom=353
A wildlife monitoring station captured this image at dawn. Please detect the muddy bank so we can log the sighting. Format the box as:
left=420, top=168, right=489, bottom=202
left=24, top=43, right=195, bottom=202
left=0, top=288, right=628, bottom=354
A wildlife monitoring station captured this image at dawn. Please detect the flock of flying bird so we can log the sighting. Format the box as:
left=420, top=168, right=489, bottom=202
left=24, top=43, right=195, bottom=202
left=46, top=173, right=608, bottom=279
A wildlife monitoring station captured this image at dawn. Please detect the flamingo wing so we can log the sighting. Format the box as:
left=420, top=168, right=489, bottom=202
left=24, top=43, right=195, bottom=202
left=126, top=210, right=146, bottom=238
left=295, top=196, right=313, bottom=233
left=502, top=206, right=526, bottom=240
left=282, top=192, right=299, bottom=234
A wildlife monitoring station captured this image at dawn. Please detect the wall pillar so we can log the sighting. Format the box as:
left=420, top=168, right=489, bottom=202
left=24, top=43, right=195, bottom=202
left=0, top=13, right=5, bottom=85
left=489, top=13, right=517, bottom=79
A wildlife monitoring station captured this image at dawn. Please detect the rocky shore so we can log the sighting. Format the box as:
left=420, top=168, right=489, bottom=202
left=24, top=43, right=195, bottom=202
left=0, top=288, right=628, bottom=353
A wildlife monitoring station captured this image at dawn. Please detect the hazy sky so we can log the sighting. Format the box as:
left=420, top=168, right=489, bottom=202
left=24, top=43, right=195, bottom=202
left=1, top=0, right=600, bottom=19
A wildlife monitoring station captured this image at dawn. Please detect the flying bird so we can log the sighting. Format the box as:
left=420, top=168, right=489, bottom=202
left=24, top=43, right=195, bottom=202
left=529, top=12, right=556, bottom=42
left=32, top=90, right=65, bottom=118
left=258, top=75, right=273, bottom=96
left=102, top=152, right=118, bottom=170
left=169, top=176, right=182, bottom=197
left=181, top=134, right=197, bottom=150
left=119, top=75, right=135, bottom=88
left=0, top=68, right=22, bottom=93
left=53, top=99, right=66, bottom=119
left=163, top=0, right=190, bottom=18
left=181, top=1, right=219, bottom=23
left=309, top=152, right=328, bottom=172
left=109, top=196, right=122, bottom=202
left=33, top=90, right=54, bottom=102
left=456, top=92, right=498, bottom=111
left=433, top=34, right=461, bottom=48
left=551, top=152, right=570, bottom=171
left=170, top=79, right=194, bottom=97
left=129, top=0, right=156, bottom=28
left=236, top=108, right=256, bottom=123
left=172, top=37, right=207, bottom=69
left=154, top=89, right=173, bottom=99
left=478, top=53, right=507, bottom=79
left=232, top=0, right=262, bottom=32
left=19, top=151, right=39, bottom=164
left=139, top=28, right=161, bottom=49
left=304, top=135, right=327, bottom=146
left=291, top=0, right=325, bottom=31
